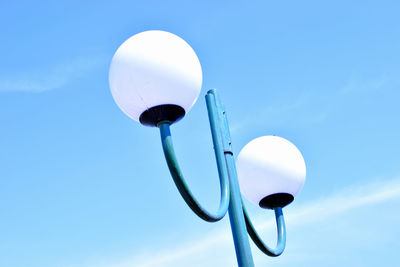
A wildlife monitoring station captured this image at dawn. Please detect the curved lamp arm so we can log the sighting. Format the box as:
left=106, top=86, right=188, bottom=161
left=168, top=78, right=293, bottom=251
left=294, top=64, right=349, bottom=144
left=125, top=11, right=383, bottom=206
left=243, top=203, right=286, bottom=257
left=158, top=121, right=230, bottom=222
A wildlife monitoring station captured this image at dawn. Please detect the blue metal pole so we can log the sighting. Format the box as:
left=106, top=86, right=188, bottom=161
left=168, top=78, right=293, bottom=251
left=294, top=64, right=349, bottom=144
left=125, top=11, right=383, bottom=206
left=158, top=121, right=230, bottom=222
left=244, top=205, right=286, bottom=257
left=206, top=89, right=255, bottom=267
left=157, top=89, right=287, bottom=265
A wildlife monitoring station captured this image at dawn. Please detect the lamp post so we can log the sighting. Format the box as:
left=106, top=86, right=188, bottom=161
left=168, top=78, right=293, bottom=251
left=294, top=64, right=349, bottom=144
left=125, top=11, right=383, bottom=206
left=109, top=30, right=306, bottom=267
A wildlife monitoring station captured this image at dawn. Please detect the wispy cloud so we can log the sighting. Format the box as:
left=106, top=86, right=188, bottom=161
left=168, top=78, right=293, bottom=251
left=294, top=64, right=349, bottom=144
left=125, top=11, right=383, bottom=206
left=230, top=73, right=393, bottom=133
left=0, top=55, right=107, bottom=93
left=229, top=95, right=308, bottom=133
left=339, top=73, right=389, bottom=95
left=82, top=176, right=400, bottom=267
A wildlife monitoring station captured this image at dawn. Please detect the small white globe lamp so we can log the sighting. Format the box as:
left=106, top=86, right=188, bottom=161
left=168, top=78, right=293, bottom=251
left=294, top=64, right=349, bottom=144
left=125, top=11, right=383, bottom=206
left=236, top=136, right=306, bottom=209
left=109, top=30, right=202, bottom=126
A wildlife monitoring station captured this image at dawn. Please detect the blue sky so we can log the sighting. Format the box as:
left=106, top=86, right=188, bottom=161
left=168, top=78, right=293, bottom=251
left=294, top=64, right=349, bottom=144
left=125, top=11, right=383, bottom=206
left=1, top=1, right=399, bottom=266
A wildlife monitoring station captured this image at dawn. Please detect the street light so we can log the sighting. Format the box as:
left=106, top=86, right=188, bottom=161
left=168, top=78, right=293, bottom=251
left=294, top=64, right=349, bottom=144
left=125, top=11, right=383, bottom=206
left=109, top=30, right=306, bottom=266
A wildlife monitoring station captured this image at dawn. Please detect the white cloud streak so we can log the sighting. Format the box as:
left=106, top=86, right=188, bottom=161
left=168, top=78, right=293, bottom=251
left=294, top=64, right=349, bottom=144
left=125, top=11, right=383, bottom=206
left=0, top=55, right=107, bottom=93
left=86, top=176, right=400, bottom=267
left=230, top=73, right=393, bottom=133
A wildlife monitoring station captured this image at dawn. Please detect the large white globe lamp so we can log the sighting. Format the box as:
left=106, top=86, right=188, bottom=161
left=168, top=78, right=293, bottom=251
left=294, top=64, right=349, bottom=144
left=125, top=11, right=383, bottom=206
left=236, top=136, right=306, bottom=209
left=109, top=30, right=203, bottom=126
